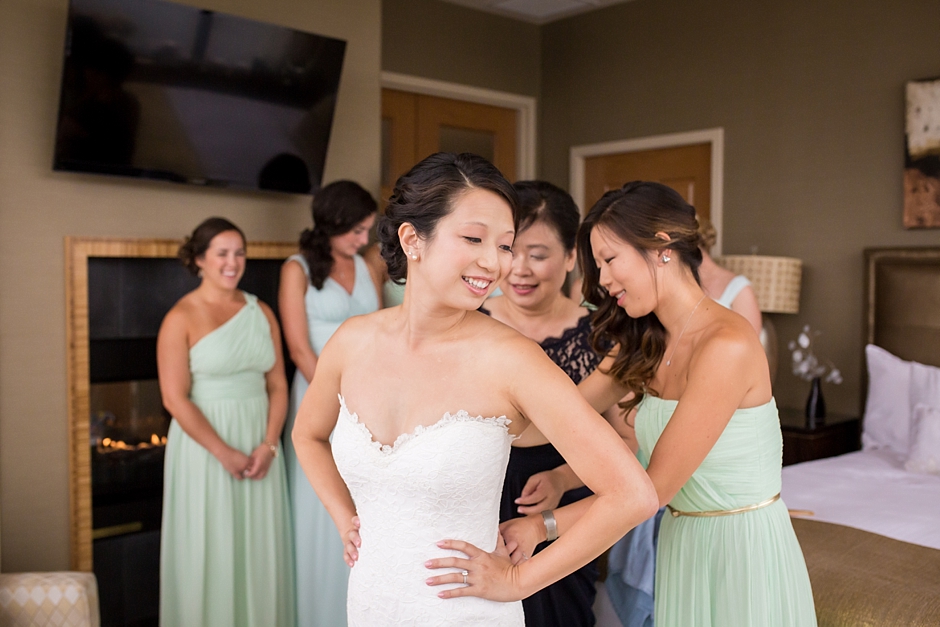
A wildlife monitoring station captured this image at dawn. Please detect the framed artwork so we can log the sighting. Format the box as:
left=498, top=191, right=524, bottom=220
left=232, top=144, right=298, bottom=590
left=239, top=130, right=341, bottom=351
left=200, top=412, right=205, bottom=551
left=905, top=77, right=940, bottom=228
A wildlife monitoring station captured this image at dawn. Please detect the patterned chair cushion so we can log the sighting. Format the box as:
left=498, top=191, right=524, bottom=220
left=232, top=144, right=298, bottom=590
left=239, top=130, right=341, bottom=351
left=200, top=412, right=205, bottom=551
left=0, top=572, right=99, bottom=627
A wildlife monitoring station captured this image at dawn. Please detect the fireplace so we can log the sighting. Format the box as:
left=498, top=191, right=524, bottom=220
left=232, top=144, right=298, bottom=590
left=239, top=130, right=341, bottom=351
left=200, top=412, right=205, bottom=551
left=83, top=251, right=293, bottom=627
left=90, top=379, right=168, bottom=537
left=90, top=382, right=167, bottom=627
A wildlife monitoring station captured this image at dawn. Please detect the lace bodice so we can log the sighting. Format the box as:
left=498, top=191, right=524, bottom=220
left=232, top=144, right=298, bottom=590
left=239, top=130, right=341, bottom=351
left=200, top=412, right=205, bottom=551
left=331, top=396, right=525, bottom=626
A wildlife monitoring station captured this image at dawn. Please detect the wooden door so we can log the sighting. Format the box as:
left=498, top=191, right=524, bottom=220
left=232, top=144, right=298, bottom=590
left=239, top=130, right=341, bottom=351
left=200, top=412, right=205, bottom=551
left=381, top=89, right=518, bottom=203
left=583, top=143, right=711, bottom=221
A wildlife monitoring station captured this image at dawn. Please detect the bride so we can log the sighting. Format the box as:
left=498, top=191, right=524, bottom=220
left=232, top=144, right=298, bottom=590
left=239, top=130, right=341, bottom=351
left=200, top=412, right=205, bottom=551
left=292, top=152, right=658, bottom=625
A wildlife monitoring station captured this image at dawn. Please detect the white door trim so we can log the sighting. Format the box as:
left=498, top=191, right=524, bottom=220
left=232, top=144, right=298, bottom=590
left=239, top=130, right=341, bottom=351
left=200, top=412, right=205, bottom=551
left=381, top=71, right=537, bottom=180
left=570, top=128, right=725, bottom=255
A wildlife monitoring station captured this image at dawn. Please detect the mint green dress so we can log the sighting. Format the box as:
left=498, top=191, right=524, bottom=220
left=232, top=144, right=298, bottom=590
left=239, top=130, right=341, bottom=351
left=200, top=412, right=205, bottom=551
left=635, top=396, right=816, bottom=627
left=160, top=293, right=295, bottom=627
left=281, top=254, right=379, bottom=627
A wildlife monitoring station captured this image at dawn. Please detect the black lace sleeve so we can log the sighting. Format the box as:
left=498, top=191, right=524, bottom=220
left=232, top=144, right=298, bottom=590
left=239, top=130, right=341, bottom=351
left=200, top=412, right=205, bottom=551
left=539, top=314, right=604, bottom=385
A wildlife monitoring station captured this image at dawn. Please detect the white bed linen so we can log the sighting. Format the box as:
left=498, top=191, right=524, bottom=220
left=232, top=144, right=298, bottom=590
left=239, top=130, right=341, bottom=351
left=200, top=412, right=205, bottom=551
left=781, top=449, right=940, bottom=550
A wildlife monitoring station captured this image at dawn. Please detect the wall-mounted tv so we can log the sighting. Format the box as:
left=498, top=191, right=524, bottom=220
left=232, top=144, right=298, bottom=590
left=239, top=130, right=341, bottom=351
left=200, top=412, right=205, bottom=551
left=53, top=0, right=346, bottom=194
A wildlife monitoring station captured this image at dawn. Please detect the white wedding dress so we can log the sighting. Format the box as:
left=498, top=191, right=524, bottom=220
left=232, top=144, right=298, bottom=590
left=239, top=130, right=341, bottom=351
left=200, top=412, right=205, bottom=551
left=332, top=395, right=525, bottom=626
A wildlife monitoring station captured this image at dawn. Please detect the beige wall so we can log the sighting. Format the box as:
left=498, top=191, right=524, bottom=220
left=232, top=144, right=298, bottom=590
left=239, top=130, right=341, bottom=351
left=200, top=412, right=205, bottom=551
left=383, top=0, right=541, bottom=97
left=541, top=0, right=940, bottom=414
left=0, top=0, right=380, bottom=571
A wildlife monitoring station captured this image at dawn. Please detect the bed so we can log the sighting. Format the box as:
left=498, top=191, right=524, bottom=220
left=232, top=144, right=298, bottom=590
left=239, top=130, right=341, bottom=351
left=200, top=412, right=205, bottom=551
left=781, top=247, right=940, bottom=626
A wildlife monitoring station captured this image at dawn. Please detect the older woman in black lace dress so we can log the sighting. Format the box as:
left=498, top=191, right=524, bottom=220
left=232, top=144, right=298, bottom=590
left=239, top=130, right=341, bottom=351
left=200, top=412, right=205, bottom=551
left=483, top=181, right=627, bottom=626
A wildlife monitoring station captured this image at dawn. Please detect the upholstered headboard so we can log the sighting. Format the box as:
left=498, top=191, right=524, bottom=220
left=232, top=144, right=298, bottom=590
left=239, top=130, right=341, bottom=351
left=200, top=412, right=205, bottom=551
left=864, top=248, right=940, bottom=364
left=863, top=247, right=940, bottom=409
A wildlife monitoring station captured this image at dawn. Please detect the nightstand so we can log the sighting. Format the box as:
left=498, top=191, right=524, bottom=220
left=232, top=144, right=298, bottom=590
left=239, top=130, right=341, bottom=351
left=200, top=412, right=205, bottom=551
left=778, top=408, right=861, bottom=466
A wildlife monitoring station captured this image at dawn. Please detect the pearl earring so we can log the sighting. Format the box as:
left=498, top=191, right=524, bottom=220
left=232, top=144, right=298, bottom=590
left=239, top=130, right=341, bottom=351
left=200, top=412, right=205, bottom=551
left=410, top=252, right=417, bottom=260
left=662, top=254, right=671, bottom=263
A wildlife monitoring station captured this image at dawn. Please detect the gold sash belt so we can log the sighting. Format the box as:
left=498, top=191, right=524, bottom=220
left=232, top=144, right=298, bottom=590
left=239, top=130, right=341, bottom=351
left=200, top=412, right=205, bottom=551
left=667, top=493, right=780, bottom=518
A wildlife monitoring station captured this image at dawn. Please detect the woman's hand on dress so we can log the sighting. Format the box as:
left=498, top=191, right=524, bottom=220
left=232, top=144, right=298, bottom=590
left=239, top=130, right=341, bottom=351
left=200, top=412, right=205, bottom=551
left=217, top=446, right=252, bottom=480
left=243, top=444, right=276, bottom=480
left=424, top=535, right=523, bottom=602
left=515, top=469, right=566, bottom=514
left=498, top=514, right=544, bottom=565
left=344, top=516, right=361, bottom=567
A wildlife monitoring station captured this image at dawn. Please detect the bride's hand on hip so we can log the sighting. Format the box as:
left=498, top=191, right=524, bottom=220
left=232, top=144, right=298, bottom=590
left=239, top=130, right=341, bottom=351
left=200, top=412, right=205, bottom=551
left=344, top=516, right=361, bottom=567
left=424, top=534, right=522, bottom=602
left=499, top=514, right=544, bottom=565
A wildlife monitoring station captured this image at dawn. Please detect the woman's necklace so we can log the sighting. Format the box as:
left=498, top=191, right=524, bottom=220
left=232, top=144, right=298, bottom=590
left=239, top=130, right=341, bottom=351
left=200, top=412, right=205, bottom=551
left=664, top=294, right=707, bottom=367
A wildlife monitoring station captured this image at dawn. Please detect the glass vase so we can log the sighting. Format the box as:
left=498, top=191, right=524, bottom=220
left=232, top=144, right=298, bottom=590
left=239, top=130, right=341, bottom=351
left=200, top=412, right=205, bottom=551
left=804, top=376, right=826, bottom=429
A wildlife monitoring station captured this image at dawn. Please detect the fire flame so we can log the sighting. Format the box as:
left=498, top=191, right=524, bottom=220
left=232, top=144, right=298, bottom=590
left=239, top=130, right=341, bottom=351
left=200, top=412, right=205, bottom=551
left=96, top=434, right=167, bottom=453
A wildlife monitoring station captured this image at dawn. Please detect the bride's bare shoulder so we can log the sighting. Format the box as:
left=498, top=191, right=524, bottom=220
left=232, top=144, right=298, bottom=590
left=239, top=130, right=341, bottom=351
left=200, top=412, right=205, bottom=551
left=470, top=311, right=554, bottom=366
left=469, top=308, right=523, bottom=338
left=323, top=308, right=389, bottom=354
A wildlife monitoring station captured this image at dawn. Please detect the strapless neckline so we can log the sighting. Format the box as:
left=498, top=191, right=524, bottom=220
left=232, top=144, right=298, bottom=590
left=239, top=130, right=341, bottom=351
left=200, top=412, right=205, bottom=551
left=337, top=394, right=512, bottom=455
left=641, top=395, right=777, bottom=413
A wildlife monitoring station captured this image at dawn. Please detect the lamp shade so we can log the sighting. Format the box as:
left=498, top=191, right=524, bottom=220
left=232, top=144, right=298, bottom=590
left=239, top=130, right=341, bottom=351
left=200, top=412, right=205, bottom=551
left=716, top=255, right=802, bottom=314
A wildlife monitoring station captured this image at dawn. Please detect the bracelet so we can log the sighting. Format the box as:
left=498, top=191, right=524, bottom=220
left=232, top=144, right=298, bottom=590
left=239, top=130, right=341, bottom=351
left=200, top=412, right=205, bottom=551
left=263, top=440, right=279, bottom=458
left=541, top=509, right=558, bottom=542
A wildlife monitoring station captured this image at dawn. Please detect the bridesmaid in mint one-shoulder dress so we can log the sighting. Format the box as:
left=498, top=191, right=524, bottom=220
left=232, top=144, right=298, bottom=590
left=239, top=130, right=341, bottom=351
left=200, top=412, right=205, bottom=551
left=160, top=291, right=295, bottom=626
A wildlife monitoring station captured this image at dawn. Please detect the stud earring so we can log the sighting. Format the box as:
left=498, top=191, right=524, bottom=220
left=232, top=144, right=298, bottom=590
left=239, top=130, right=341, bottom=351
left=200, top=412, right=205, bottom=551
left=410, top=252, right=418, bottom=260
left=662, top=254, right=671, bottom=263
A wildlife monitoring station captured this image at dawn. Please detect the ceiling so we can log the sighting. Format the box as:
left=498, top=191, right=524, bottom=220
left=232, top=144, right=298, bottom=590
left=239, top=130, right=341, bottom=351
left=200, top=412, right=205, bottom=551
left=436, top=0, right=636, bottom=25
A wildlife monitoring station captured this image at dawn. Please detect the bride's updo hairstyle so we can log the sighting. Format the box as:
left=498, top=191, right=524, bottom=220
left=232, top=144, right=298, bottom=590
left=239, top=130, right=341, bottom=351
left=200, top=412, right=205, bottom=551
left=178, top=217, right=246, bottom=276
left=378, top=152, right=518, bottom=284
left=577, top=181, right=702, bottom=413
left=299, top=180, right=377, bottom=290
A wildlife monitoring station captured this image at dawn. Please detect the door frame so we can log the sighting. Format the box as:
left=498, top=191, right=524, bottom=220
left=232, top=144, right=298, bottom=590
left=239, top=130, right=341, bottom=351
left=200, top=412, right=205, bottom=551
left=381, top=71, right=537, bottom=180
left=570, top=128, right=725, bottom=254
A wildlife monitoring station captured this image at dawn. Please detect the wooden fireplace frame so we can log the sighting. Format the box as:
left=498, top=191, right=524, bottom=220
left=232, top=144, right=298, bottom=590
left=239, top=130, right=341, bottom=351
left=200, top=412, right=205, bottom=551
left=65, top=237, right=297, bottom=570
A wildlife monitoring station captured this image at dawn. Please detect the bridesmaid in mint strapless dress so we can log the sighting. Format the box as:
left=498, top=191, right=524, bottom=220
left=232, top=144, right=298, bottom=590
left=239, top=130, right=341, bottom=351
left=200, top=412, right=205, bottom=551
left=159, top=218, right=294, bottom=627
left=279, top=181, right=381, bottom=627
left=636, top=397, right=815, bottom=626
left=520, top=181, right=817, bottom=627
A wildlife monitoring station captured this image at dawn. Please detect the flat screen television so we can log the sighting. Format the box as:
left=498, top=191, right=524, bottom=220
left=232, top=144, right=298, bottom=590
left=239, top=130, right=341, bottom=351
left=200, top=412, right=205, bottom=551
left=54, top=0, right=346, bottom=194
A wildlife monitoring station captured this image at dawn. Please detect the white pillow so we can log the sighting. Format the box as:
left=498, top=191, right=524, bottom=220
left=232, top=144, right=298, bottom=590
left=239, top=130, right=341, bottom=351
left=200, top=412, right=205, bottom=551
left=862, top=345, right=912, bottom=454
left=905, top=404, right=940, bottom=475
left=911, top=359, right=940, bottom=410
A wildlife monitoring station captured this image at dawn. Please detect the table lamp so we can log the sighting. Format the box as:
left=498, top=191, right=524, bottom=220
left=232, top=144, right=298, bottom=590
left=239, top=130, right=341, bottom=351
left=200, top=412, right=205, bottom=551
left=715, top=255, right=802, bottom=384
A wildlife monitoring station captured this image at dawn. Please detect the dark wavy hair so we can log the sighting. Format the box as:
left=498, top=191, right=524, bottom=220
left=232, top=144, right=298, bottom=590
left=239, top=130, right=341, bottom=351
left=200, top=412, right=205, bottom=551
left=299, top=180, right=377, bottom=289
left=577, top=181, right=702, bottom=413
left=178, top=217, right=246, bottom=276
left=378, top=152, right=518, bottom=284
left=513, top=180, right=579, bottom=252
